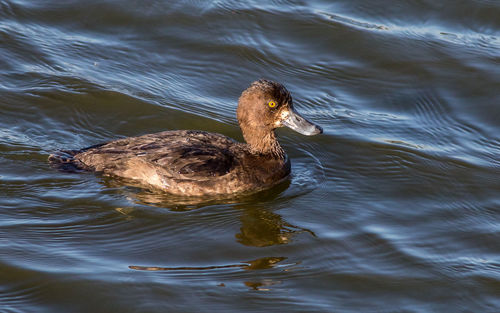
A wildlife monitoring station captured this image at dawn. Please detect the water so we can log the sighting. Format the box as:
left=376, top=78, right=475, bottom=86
left=1, top=0, right=499, bottom=312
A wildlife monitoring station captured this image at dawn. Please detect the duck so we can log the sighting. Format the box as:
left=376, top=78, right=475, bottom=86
left=49, top=80, right=322, bottom=196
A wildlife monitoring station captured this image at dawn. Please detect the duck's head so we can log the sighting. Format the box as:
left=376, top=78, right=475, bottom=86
left=237, top=79, right=322, bottom=155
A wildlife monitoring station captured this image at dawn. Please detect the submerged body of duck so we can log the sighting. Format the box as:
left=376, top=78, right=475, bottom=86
left=50, top=80, right=322, bottom=196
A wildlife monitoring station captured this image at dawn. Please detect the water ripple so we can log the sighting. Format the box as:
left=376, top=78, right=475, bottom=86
left=1, top=0, right=500, bottom=312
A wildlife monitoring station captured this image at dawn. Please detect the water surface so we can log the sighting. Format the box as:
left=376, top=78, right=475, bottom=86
left=1, top=0, right=499, bottom=312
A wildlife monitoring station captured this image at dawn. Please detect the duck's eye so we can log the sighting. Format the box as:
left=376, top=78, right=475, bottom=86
left=268, top=101, right=277, bottom=108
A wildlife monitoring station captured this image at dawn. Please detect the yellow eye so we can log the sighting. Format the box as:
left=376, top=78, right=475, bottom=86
left=268, top=101, right=277, bottom=108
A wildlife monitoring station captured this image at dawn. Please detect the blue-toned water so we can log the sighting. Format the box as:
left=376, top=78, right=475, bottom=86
left=1, top=1, right=499, bottom=312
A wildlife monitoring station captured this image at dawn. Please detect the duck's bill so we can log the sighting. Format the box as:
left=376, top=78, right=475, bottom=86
left=282, top=109, right=323, bottom=136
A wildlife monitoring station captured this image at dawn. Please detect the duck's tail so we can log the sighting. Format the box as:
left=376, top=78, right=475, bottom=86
left=49, top=143, right=105, bottom=172
left=48, top=149, right=86, bottom=172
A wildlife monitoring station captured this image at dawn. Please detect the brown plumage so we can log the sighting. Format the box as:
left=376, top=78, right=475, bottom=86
left=49, top=80, right=322, bottom=196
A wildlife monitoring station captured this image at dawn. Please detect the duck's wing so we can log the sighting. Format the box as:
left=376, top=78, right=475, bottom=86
left=75, top=130, right=238, bottom=180
left=153, top=145, right=235, bottom=178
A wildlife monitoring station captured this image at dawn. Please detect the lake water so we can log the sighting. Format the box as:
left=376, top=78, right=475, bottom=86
left=1, top=1, right=499, bottom=312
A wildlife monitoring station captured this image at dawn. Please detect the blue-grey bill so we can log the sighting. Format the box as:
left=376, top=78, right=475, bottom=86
left=283, top=109, right=323, bottom=136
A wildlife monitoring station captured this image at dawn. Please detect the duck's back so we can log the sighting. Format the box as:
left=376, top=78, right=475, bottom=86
left=59, top=130, right=290, bottom=196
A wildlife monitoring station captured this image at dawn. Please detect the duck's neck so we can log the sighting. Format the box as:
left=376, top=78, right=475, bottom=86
left=241, top=127, right=285, bottom=159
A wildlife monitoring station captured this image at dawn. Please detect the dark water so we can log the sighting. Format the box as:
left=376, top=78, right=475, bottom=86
left=1, top=0, right=499, bottom=312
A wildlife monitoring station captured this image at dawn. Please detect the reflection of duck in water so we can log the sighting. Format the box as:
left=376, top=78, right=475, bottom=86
left=129, top=256, right=290, bottom=291
left=129, top=256, right=287, bottom=271
left=50, top=80, right=322, bottom=196
left=112, top=183, right=316, bottom=247
left=236, top=205, right=316, bottom=247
